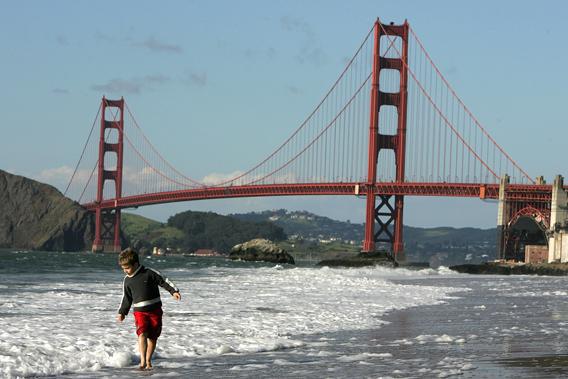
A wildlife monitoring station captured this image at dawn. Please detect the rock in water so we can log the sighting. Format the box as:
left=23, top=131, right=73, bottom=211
left=0, top=169, right=94, bottom=251
left=229, top=238, right=295, bottom=264
left=317, top=251, right=398, bottom=268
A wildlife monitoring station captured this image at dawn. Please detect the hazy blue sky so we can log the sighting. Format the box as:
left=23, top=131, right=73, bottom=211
left=1, top=1, right=566, bottom=228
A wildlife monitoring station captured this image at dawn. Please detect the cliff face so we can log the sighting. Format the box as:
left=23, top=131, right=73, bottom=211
left=0, top=170, right=94, bottom=251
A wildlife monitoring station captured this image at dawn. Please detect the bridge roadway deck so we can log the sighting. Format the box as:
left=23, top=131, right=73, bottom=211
left=82, top=182, right=553, bottom=211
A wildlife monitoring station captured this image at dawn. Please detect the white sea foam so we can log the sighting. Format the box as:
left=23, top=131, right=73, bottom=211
left=337, top=352, right=393, bottom=362
left=0, top=264, right=460, bottom=377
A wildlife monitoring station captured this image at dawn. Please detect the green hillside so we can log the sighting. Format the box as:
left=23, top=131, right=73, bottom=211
left=230, top=209, right=498, bottom=263
left=405, top=226, right=496, bottom=247
left=231, top=209, right=496, bottom=246
left=230, top=209, right=362, bottom=241
left=122, top=213, right=184, bottom=251
left=167, top=210, right=286, bottom=253
left=122, top=211, right=287, bottom=254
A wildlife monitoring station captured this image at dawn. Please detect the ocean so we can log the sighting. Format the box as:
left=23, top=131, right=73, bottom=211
left=2, top=250, right=568, bottom=378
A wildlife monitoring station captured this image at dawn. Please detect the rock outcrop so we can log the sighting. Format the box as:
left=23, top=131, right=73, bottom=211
left=450, top=262, right=568, bottom=276
left=0, top=169, right=94, bottom=251
left=229, top=238, right=295, bottom=264
left=317, top=251, right=398, bottom=268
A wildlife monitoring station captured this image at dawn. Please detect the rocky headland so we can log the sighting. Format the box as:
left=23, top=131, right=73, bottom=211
left=0, top=169, right=94, bottom=251
left=229, top=238, right=295, bottom=264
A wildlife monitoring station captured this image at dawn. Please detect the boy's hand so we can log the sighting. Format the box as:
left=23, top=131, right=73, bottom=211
left=173, top=292, right=181, bottom=301
left=117, top=314, right=125, bottom=322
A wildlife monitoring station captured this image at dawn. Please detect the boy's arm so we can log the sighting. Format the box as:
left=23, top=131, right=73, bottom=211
left=149, top=268, right=181, bottom=299
left=117, top=279, right=133, bottom=319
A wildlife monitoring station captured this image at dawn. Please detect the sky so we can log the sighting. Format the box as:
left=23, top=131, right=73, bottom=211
left=1, top=0, right=567, bottom=228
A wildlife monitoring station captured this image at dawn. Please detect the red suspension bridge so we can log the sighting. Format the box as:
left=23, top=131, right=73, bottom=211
left=65, top=19, right=560, bottom=259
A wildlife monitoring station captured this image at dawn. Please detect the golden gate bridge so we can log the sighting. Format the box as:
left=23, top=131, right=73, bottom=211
left=64, top=19, right=562, bottom=261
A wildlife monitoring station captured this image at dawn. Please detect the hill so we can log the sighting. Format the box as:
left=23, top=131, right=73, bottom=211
left=167, top=210, right=287, bottom=253
left=231, top=209, right=496, bottom=243
left=121, top=213, right=184, bottom=253
left=230, top=209, right=362, bottom=242
left=0, top=169, right=94, bottom=251
left=406, top=226, right=495, bottom=245
left=230, top=209, right=498, bottom=263
left=122, top=210, right=288, bottom=254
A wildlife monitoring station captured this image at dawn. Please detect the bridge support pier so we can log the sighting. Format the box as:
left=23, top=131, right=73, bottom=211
left=496, top=175, right=509, bottom=260
left=547, top=175, right=568, bottom=262
left=497, top=174, right=562, bottom=262
left=93, top=209, right=122, bottom=253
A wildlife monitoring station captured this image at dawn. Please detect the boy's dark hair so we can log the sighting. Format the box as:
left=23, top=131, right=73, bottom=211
left=119, top=247, right=139, bottom=266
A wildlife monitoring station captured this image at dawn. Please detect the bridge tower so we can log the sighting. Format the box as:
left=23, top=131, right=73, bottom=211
left=362, top=20, right=409, bottom=258
left=92, top=97, right=124, bottom=253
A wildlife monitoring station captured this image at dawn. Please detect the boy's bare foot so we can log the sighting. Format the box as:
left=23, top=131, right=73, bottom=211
left=139, top=360, right=146, bottom=370
left=145, top=363, right=153, bottom=370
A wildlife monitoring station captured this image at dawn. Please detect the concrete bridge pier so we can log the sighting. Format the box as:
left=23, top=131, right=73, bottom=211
left=548, top=175, right=568, bottom=262
left=496, top=175, right=509, bottom=260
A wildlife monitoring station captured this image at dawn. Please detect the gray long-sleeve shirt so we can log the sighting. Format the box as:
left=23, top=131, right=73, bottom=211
left=118, top=265, right=179, bottom=315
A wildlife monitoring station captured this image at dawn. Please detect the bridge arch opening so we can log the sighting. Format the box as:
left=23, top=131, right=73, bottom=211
left=380, top=35, right=403, bottom=58
left=377, top=149, right=395, bottom=181
left=379, top=69, right=400, bottom=94
left=103, top=151, right=118, bottom=171
left=379, top=105, right=398, bottom=134
left=104, top=107, right=121, bottom=122
left=103, top=180, right=118, bottom=200
left=104, top=128, right=119, bottom=144
left=505, top=215, right=548, bottom=261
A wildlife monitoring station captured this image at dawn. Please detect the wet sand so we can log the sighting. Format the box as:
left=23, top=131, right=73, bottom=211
left=375, top=275, right=568, bottom=378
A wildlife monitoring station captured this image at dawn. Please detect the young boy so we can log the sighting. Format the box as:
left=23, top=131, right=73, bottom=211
left=116, top=248, right=181, bottom=370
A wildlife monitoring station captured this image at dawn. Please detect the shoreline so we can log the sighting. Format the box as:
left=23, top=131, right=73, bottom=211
left=450, top=262, right=568, bottom=276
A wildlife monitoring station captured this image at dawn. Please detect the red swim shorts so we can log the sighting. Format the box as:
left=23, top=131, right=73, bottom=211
left=133, top=308, right=163, bottom=340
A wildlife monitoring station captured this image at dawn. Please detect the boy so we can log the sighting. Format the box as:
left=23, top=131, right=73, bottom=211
left=116, top=248, right=181, bottom=370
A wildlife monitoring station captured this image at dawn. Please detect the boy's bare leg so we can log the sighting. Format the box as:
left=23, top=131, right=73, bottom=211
left=138, top=333, right=148, bottom=369
left=145, top=338, right=157, bottom=369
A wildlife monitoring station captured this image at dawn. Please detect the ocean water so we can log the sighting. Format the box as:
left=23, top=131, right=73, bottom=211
left=2, top=250, right=568, bottom=378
